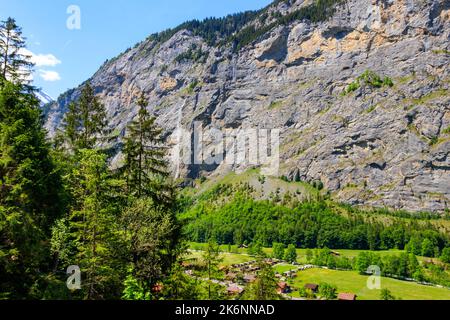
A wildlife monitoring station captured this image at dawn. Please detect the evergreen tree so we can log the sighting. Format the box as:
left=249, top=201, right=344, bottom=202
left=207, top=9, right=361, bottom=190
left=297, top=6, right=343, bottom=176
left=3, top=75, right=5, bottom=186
left=120, top=197, right=181, bottom=296
left=202, top=240, right=222, bottom=300
left=118, top=94, right=182, bottom=298
left=163, top=262, right=202, bottom=300
left=63, top=82, right=107, bottom=151
left=245, top=260, right=279, bottom=300
left=122, top=93, right=172, bottom=205
left=0, top=18, right=33, bottom=85
left=68, top=149, right=125, bottom=299
left=0, top=78, right=64, bottom=298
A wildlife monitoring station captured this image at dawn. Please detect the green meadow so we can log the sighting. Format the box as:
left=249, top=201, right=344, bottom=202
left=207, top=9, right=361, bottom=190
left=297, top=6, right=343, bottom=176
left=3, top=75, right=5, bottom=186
left=290, top=268, right=450, bottom=300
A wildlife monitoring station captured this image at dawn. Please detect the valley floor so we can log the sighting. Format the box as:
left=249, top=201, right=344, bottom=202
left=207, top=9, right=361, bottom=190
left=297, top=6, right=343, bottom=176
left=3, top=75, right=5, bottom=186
left=290, top=269, right=450, bottom=300
left=186, top=243, right=450, bottom=300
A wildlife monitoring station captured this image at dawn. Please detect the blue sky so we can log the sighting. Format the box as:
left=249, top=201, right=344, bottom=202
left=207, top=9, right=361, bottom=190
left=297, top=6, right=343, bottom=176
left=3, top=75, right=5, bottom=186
left=0, top=0, right=272, bottom=98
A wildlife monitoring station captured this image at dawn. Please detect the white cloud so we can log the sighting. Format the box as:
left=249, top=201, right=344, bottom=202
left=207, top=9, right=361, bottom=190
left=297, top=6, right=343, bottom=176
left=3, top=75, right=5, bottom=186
left=20, top=48, right=61, bottom=67
left=17, top=49, right=62, bottom=82
left=39, top=70, right=61, bottom=82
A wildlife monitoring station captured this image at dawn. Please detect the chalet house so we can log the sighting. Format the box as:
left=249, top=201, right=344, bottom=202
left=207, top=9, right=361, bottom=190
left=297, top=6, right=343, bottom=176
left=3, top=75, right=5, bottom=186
left=304, top=283, right=319, bottom=293
left=277, top=282, right=291, bottom=294
left=338, top=293, right=357, bottom=301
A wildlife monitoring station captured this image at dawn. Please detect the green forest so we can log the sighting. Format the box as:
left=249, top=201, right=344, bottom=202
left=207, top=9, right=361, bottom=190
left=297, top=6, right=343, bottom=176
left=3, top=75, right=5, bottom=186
left=125, top=0, right=343, bottom=53
left=0, top=13, right=449, bottom=301
left=181, top=188, right=449, bottom=254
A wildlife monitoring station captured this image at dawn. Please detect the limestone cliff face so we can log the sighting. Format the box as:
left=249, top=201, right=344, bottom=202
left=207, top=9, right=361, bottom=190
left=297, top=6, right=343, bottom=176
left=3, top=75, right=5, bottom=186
left=44, top=0, right=450, bottom=212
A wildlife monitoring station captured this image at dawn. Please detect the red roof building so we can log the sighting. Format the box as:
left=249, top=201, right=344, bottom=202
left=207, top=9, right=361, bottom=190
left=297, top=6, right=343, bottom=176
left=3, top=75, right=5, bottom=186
left=277, top=282, right=291, bottom=294
left=338, top=293, right=357, bottom=301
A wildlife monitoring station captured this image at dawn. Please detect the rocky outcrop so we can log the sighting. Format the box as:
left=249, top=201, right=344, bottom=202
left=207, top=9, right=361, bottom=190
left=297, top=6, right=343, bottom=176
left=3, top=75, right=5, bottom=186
left=44, top=0, right=450, bottom=212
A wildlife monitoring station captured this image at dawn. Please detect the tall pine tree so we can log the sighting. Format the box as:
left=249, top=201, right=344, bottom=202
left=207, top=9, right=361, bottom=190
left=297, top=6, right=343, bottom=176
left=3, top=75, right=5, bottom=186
left=122, top=93, right=172, bottom=205
left=202, top=241, right=223, bottom=300
left=0, top=18, right=33, bottom=85
left=67, top=149, right=125, bottom=299
left=63, top=82, right=106, bottom=151
left=120, top=93, right=182, bottom=298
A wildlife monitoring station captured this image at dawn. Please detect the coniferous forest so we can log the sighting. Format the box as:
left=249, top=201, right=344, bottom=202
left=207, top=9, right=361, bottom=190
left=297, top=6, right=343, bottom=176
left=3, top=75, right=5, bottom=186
left=0, top=18, right=183, bottom=299
left=1, top=1, right=450, bottom=303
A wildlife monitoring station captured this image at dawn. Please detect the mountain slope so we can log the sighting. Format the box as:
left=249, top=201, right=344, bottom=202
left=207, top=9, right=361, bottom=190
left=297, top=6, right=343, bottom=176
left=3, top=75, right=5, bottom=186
left=35, top=90, right=53, bottom=106
left=44, top=0, right=450, bottom=212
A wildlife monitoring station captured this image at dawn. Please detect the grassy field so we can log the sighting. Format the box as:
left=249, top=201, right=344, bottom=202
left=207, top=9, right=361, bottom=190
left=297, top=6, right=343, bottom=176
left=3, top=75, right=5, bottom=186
left=274, top=264, right=298, bottom=274
left=186, top=250, right=255, bottom=266
left=185, top=245, right=450, bottom=300
left=182, top=168, right=320, bottom=202
left=289, top=268, right=450, bottom=300
left=188, top=242, right=408, bottom=264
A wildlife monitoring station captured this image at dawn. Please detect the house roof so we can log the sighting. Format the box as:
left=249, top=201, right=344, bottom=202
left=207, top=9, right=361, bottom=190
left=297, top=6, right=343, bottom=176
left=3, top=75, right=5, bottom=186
left=227, top=285, right=244, bottom=294
left=304, top=283, right=319, bottom=290
left=338, top=293, right=357, bottom=301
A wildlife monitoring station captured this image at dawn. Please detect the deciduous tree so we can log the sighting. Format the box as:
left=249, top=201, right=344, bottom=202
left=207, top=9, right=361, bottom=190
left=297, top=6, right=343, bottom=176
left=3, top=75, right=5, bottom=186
left=284, top=244, right=297, bottom=263
left=272, top=243, right=285, bottom=260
